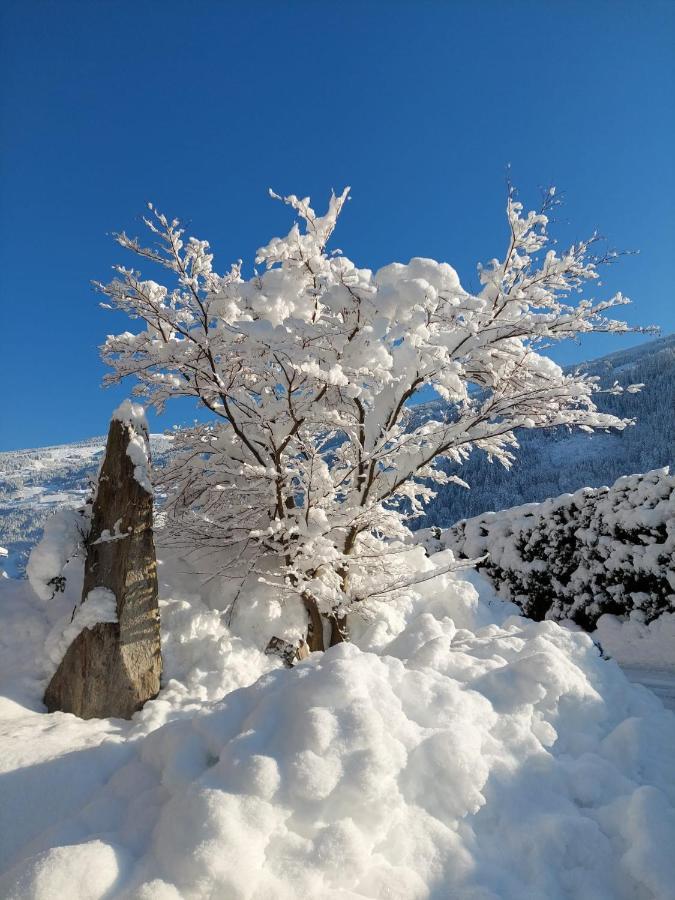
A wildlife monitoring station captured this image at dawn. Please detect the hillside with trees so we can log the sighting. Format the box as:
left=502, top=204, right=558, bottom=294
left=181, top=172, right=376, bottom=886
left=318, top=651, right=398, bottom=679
left=419, top=334, right=675, bottom=527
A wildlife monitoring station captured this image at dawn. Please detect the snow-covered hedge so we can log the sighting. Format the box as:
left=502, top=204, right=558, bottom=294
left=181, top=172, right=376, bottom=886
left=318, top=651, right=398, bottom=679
left=446, top=468, right=675, bottom=629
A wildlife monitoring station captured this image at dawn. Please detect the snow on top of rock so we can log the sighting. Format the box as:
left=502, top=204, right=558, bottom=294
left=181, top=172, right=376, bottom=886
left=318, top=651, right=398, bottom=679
left=111, top=400, right=153, bottom=494
left=44, top=587, right=118, bottom=675
left=125, top=430, right=153, bottom=494
left=111, top=399, right=149, bottom=431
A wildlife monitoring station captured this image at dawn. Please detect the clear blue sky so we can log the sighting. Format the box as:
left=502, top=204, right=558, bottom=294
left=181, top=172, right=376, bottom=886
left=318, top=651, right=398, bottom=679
left=1, top=0, right=673, bottom=451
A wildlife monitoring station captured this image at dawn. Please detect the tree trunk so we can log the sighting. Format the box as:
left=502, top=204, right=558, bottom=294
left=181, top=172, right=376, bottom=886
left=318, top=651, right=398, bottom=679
left=329, top=614, right=349, bottom=647
left=302, top=593, right=325, bottom=652
left=44, top=409, right=162, bottom=719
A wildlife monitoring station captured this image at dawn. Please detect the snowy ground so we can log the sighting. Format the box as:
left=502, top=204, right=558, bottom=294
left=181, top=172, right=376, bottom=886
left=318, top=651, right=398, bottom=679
left=594, top=611, right=675, bottom=711
left=0, top=548, right=674, bottom=899
left=622, top=667, right=675, bottom=710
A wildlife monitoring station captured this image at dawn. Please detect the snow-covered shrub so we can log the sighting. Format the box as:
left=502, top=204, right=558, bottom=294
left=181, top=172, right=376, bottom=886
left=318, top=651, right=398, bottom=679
left=26, top=506, right=90, bottom=601
left=447, top=468, right=675, bottom=628
left=97, top=185, right=648, bottom=647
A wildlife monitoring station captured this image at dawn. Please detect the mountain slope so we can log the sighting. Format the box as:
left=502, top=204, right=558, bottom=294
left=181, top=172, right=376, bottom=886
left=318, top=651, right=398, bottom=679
left=0, top=436, right=172, bottom=577
left=419, top=333, right=675, bottom=528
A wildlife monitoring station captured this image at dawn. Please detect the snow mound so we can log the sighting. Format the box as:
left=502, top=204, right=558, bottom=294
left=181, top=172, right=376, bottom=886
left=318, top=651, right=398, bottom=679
left=116, top=615, right=674, bottom=899
left=0, top=555, right=674, bottom=898
left=1, top=841, right=129, bottom=900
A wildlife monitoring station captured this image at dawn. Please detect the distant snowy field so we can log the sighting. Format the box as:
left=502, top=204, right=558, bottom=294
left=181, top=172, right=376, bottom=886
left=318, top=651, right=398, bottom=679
left=0, top=436, right=171, bottom=578
left=0, top=546, right=674, bottom=899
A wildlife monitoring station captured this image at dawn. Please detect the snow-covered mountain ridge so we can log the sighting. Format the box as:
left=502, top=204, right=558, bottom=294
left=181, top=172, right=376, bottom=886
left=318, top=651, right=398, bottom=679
left=419, top=333, right=675, bottom=527
left=0, top=435, right=172, bottom=577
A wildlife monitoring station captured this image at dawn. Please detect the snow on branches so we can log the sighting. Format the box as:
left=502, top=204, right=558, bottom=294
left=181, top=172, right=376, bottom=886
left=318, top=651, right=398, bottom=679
left=97, top=186, right=648, bottom=647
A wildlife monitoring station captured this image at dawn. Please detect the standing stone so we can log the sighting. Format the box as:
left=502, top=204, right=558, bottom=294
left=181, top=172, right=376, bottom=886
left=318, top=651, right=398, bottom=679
left=44, top=402, right=162, bottom=719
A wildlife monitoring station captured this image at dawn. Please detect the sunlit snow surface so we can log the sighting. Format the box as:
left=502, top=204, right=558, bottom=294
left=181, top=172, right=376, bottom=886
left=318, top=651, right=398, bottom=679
left=595, top=612, right=675, bottom=711
left=0, top=550, right=674, bottom=900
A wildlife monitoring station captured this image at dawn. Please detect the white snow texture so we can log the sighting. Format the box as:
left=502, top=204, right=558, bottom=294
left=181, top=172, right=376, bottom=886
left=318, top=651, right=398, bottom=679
left=112, top=400, right=152, bottom=494
left=0, top=542, right=674, bottom=899
left=26, top=507, right=89, bottom=602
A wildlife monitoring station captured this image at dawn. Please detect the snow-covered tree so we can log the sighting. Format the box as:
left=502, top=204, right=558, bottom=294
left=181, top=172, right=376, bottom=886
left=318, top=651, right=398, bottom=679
left=97, top=186, right=647, bottom=649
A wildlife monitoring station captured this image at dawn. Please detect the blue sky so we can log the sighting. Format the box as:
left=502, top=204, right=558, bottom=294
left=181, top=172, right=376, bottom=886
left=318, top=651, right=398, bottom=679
left=1, top=0, right=673, bottom=451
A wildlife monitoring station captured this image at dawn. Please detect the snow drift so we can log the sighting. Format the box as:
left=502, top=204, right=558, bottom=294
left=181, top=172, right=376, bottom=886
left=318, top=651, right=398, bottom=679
left=0, top=546, right=674, bottom=899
